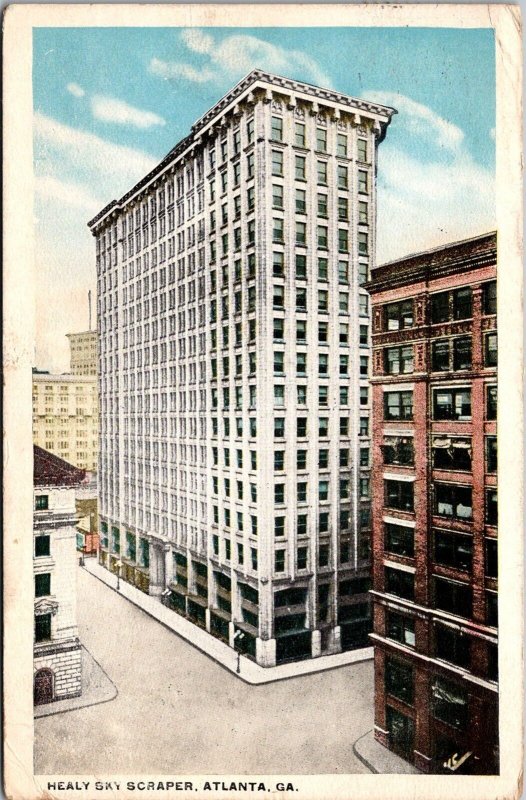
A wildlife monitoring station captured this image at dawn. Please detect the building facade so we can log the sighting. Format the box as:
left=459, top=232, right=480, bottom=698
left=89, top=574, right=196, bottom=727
left=89, top=70, right=395, bottom=666
left=32, top=372, right=98, bottom=472
left=366, top=232, right=498, bottom=773
left=33, top=446, right=84, bottom=704
left=67, top=330, right=98, bottom=376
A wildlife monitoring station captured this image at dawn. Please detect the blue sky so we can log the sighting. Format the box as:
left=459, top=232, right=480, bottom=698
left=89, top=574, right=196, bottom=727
left=33, top=26, right=496, bottom=371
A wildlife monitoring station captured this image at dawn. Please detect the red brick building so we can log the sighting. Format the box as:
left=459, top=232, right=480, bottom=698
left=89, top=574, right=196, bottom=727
left=365, top=232, right=498, bottom=774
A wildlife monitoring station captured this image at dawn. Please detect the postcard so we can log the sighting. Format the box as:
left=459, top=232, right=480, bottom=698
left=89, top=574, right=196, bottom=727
left=3, top=4, right=523, bottom=800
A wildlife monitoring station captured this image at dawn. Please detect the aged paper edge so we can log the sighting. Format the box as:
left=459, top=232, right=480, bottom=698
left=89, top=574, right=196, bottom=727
left=3, top=4, right=523, bottom=800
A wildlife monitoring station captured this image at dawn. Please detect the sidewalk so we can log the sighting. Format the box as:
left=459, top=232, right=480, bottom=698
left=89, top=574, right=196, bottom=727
left=82, top=559, right=372, bottom=685
left=353, top=729, right=421, bottom=774
left=34, top=644, right=117, bottom=718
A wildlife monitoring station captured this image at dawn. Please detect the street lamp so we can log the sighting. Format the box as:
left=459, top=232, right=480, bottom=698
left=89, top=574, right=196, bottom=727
left=115, top=559, right=123, bottom=591
left=234, top=630, right=245, bottom=674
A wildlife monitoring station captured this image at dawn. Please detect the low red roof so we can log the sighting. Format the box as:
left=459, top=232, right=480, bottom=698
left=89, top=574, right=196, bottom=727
left=33, top=446, right=86, bottom=487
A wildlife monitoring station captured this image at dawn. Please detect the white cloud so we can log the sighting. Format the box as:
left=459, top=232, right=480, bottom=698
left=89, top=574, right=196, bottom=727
left=181, top=28, right=214, bottom=55
left=34, top=112, right=158, bottom=195
left=91, top=95, right=165, bottom=129
left=364, top=91, right=464, bottom=154
left=149, top=29, right=332, bottom=89
left=66, top=82, right=85, bottom=98
left=376, top=143, right=494, bottom=263
left=35, top=175, right=104, bottom=213
left=149, top=57, right=216, bottom=84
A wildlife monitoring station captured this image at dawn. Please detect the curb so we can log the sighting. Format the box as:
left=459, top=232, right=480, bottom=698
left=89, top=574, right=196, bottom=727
left=34, top=645, right=118, bottom=719
left=81, top=564, right=373, bottom=686
left=352, top=729, right=378, bottom=774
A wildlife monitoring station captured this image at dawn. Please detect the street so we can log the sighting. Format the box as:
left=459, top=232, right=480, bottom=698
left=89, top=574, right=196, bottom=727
left=35, top=567, right=374, bottom=774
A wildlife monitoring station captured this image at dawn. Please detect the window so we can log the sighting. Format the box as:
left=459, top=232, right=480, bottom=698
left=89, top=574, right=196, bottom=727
left=337, top=133, right=347, bottom=157
left=35, top=495, right=48, bottom=511
left=318, top=543, right=329, bottom=567
left=35, top=535, right=50, bottom=557
left=274, top=451, right=285, bottom=471
left=318, top=353, right=329, bottom=375
left=273, top=317, right=284, bottom=340
left=35, top=613, right=51, bottom=642
left=487, top=642, right=498, bottom=681
left=251, top=548, right=258, bottom=570
left=317, top=225, right=328, bottom=249
left=296, top=320, right=307, bottom=342
left=434, top=577, right=472, bottom=617
left=358, top=170, right=368, bottom=193
left=360, top=324, right=368, bottom=345
left=485, top=538, right=498, bottom=577
left=385, top=658, right=413, bottom=704
left=434, top=529, right=472, bottom=571
left=296, top=287, right=307, bottom=310
left=274, top=417, right=285, bottom=438
left=339, top=261, right=348, bottom=283
left=487, top=591, right=498, bottom=626
left=297, top=385, right=307, bottom=404
left=274, top=515, right=285, bottom=536
left=384, top=391, right=413, bottom=421
left=297, top=352, right=307, bottom=375
left=383, top=436, right=414, bottom=466
left=385, top=567, right=414, bottom=600
left=432, top=677, right=468, bottom=729
left=316, top=127, right=327, bottom=152
left=274, top=351, right=284, bottom=374
left=272, top=184, right=284, bottom=209
left=319, top=512, right=329, bottom=532
left=275, top=550, right=285, bottom=573
left=319, top=417, right=329, bottom=437
left=297, top=547, right=308, bottom=570
left=486, top=489, right=498, bottom=525
left=485, top=333, right=497, bottom=367
left=297, top=481, right=307, bottom=502
left=272, top=150, right=283, bottom=176
left=297, top=450, right=307, bottom=469
left=384, top=300, right=413, bottom=331
left=358, top=232, right=368, bottom=256
left=273, top=218, right=284, bottom=243
left=296, top=221, right=306, bottom=246
left=318, top=290, right=328, bottom=312
left=434, top=624, right=470, bottom=668
left=287, top=185, right=305, bottom=215
left=338, top=229, right=349, bottom=253
left=295, top=122, right=305, bottom=147
left=486, top=436, right=497, bottom=473
left=385, top=523, right=414, bottom=557
left=295, top=155, right=306, bottom=180
left=384, top=479, right=414, bottom=512
left=271, top=116, right=283, bottom=141
left=432, top=436, right=472, bottom=471
left=317, top=161, right=328, bottom=185
left=317, top=193, right=328, bottom=218
left=273, top=285, right=284, bottom=308
left=384, top=346, right=413, bottom=375
left=360, top=417, right=369, bottom=436
left=35, top=573, right=51, bottom=597
left=431, top=288, right=472, bottom=323
left=387, top=613, right=415, bottom=647
left=434, top=483, right=472, bottom=519
left=484, top=280, right=497, bottom=314
left=318, top=258, right=328, bottom=281
left=486, top=385, right=497, bottom=420
left=433, top=388, right=471, bottom=420
left=297, top=417, right=307, bottom=437
left=297, top=514, right=307, bottom=536
left=337, top=165, right=348, bottom=189
left=274, top=485, right=285, bottom=506
left=318, top=479, right=329, bottom=501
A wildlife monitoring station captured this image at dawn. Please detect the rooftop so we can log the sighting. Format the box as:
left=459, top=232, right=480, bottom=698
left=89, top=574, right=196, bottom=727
left=34, top=445, right=87, bottom=487
left=366, top=231, right=497, bottom=293
left=88, top=68, right=396, bottom=231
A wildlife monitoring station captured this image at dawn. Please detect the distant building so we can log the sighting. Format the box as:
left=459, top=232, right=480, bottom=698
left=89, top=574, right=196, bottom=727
left=66, top=330, right=98, bottom=376
left=76, top=496, right=99, bottom=557
left=366, top=232, right=498, bottom=773
left=33, top=446, right=84, bottom=705
left=89, top=69, right=395, bottom=666
left=32, top=372, right=98, bottom=472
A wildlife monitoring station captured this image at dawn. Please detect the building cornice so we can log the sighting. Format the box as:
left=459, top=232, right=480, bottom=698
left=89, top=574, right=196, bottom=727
left=365, top=232, right=497, bottom=295
left=88, top=68, right=396, bottom=233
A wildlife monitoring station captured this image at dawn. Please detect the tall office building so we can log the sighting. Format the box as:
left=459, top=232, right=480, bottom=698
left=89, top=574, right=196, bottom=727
left=32, top=371, right=98, bottom=472
left=89, top=70, right=395, bottom=666
left=67, top=329, right=98, bottom=376
left=366, top=232, right=498, bottom=772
